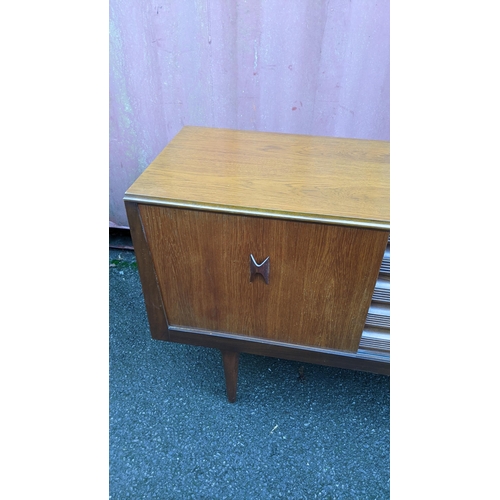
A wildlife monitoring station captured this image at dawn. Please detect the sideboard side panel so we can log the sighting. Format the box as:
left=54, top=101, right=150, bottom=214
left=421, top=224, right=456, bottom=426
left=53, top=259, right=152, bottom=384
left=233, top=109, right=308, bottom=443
left=125, top=201, right=170, bottom=340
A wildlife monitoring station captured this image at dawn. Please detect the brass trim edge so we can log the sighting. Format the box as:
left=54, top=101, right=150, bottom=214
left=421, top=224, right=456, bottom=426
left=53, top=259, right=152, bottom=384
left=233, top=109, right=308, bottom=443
left=123, top=194, right=390, bottom=231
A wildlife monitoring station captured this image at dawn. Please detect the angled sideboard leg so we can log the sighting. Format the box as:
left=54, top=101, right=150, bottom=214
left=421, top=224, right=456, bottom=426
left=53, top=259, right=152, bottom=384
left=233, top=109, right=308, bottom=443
left=221, top=350, right=239, bottom=403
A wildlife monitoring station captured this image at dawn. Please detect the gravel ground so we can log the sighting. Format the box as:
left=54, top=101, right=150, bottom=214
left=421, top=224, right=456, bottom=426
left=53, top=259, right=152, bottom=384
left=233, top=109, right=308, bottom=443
left=109, top=248, right=390, bottom=499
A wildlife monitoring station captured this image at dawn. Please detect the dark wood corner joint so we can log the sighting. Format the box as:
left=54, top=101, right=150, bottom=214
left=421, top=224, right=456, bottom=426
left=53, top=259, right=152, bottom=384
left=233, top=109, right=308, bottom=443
left=250, top=254, right=270, bottom=284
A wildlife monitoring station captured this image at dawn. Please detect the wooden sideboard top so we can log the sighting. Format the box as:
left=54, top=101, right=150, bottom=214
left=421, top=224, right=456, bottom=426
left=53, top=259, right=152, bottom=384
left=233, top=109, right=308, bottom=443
left=125, top=126, right=389, bottom=230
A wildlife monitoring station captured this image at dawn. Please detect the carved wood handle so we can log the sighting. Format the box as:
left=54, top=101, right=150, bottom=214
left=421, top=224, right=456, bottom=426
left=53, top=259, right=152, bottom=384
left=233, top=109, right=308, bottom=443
left=250, top=254, right=270, bottom=284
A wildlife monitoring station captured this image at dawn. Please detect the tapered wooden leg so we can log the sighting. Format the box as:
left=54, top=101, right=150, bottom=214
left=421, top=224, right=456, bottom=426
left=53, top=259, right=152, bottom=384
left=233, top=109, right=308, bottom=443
left=221, top=350, right=239, bottom=403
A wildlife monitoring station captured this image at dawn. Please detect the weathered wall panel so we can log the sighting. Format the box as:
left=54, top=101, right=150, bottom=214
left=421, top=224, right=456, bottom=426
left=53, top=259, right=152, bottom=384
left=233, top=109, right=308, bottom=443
left=110, top=0, right=389, bottom=227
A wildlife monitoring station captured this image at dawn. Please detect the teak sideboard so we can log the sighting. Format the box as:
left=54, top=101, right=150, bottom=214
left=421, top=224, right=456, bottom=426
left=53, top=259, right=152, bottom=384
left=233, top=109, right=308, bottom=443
left=124, top=126, right=390, bottom=402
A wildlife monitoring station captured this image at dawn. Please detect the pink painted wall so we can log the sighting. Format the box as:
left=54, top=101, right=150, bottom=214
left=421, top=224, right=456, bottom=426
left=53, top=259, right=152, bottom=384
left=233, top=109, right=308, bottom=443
left=110, top=0, right=390, bottom=228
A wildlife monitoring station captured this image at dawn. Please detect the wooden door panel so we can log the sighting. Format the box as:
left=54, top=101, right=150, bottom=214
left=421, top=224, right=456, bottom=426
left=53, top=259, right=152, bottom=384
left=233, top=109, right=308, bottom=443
left=139, top=205, right=388, bottom=352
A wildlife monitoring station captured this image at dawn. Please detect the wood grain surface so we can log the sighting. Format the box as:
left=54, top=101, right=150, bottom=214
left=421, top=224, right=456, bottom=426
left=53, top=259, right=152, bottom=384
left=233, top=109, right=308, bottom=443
left=124, top=201, right=169, bottom=341
left=125, top=127, right=389, bottom=230
left=139, top=205, right=388, bottom=352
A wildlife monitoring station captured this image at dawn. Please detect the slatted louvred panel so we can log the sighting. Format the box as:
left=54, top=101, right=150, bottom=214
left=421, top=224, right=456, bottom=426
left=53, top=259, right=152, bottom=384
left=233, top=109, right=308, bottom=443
left=379, top=245, right=390, bottom=274
left=372, top=276, right=389, bottom=303
left=358, top=237, right=390, bottom=358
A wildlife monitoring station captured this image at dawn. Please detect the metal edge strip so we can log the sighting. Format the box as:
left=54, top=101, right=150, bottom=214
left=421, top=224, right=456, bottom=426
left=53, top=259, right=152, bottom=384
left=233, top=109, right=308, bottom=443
left=123, top=194, right=390, bottom=231
left=169, top=324, right=389, bottom=363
